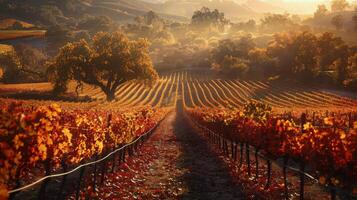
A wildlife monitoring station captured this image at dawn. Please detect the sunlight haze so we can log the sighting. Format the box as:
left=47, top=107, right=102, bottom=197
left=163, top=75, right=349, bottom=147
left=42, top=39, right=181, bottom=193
left=0, top=0, right=356, bottom=199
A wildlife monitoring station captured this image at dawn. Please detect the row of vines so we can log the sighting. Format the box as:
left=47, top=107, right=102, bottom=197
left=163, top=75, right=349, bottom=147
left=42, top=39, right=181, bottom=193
left=184, top=103, right=356, bottom=199
left=0, top=99, right=170, bottom=199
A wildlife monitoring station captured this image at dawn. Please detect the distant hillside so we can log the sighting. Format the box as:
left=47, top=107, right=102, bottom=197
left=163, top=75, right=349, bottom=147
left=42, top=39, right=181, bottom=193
left=88, top=0, right=259, bottom=22
left=0, top=18, right=35, bottom=29
left=0, top=0, right=187, bottom=26
left=89, top=0, right=188, bottom=22
left=261, top=0, right=326, bottom=14
left=0, top=0, right=270, bottom=25
left=156, top=0, right=256, bottom=21
left=242, top=0, right=284, bottom=14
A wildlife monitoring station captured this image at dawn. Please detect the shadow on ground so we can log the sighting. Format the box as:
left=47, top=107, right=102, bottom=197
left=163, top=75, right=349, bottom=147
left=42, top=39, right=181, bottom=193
left=174, top=100, right=245, bottom=200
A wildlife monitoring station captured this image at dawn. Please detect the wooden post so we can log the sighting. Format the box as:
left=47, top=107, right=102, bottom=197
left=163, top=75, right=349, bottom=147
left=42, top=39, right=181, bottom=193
left=300, top=113, right=307, bottom=133
left=265, top=159, right=271, bottom=189
left=128, top=145, right=132, bottom=157
left=75, top=166, right=86, bottom=200
left=219, top=134, right=222, bottom=149
left=299, top=163, right=305, bottom=200
left=111, top=147, right=117, bottom=173
left=100, top=159, right=107, bottom=184
left=239, top=143, right=244, bottom=167
left=283, top=156, right=289, bottom=200
left=38, top=160, right=51, bottom=199
left=122, top=147, right=126, bottom=162
left=225, top=140, right=229, bottom=156
left=234, top=142, right=238, bottom=161
left=9, top=168, right=21, bottom=199
left=246, top=143, right=251, bottom=176
left=255, top=148, right=259, bottom=179
left=231, top=141, right=234, bottom=159
left=132, top=143, right=135, bottom=155
left=92, top=155, right=99, bottom=192
left=118, top=149, right=123, bottom=166
left=57, top=162, right=68, bottom=200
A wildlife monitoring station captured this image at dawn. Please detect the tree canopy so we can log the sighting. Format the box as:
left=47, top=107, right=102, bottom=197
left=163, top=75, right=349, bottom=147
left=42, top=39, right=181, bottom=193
left=314, top=4, right=328, bottom=18
left=210, top=35, right=256, bottom=78
left=208, top=31, right=354, bottom=86
left=260, top=14, right=298, bottom=32
left=78, top=15, right=113, bottom=34
left=331, top=15, right=343, bottom=30
left=353, top=7, right=357, bottom=30
left=191, top=7, right=229, bottom=32
left=331, top=0, right=349, bottom=12
left=267, top=31, right=351, bottom=83
left=0, top=45, right=47, bottom=83
left=48, top=31, right=158, bottom=101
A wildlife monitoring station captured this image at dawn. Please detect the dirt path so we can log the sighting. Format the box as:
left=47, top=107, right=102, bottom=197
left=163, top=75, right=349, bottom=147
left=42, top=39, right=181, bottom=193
left=90, top=108, right=245, bottom=200
left=174, top=109, right=245, bottom=200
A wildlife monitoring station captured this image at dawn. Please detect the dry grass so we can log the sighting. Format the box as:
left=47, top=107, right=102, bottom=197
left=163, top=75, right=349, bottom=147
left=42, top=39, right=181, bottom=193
left=0, top=44, right=13, bottom=53
left=0, top=18, right=34, bottom=29
left=0, top=82, right=97, bottom=102
left=0, top=82, right=94, bottom=94
left=0, top=82, right=52, bottom=93
left=0, top=30, right=46, bottom=40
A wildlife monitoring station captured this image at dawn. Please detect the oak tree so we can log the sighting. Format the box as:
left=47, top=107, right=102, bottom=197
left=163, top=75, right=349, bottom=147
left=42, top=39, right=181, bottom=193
left=267, top=31, right=320, bottom=81
left=0, top=45, right=47, bottom=83
left=191, top=7, right=228, bottom=32
left=48, top=31, right=158, bottom=101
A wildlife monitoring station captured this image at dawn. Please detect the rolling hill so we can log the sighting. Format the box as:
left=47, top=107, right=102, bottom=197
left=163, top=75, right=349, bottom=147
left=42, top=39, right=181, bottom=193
left=0, top=18, right=35, bottom=29
left=90, top=0, right=257, bottom=22
left=89, top=0, right=188, bottom=22
left=242, top=0, right=284, bottom=14
left=156, top=0, right=256, bottom=20
left=0, top=0, right=281, bottom=25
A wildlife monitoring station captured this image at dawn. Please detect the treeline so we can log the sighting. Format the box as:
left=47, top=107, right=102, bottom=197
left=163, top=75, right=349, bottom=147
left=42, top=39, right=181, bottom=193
left=0, top=44, right=48, bottom=83
left=210, top=31, right=357, bottom=90
left=309, top=0, right=357, bottom=31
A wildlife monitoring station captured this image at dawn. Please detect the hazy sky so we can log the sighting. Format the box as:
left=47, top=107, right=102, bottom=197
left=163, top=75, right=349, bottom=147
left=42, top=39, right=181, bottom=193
left=257, top=0, right=355, bottom=14
left=145, top=0, right=355, bottom=14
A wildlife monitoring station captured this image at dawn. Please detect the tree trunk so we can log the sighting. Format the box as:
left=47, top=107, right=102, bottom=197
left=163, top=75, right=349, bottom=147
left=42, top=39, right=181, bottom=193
left=105, top=90, right=116, bottom=102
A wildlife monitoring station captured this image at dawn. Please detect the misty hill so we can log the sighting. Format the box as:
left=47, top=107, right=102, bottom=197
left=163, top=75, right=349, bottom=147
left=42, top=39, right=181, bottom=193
left=155, top=0, right=256, bottom=20
left=0, top=0, right=187, bottom=27
left=242, top=0, right=284, bottom=14
left=92, top=0, right=258, bottom=21
left=0, top=0, right=289, bottom=26
left=88, top=0, right=188, bottom=22
left=0, top=18, right=35, bottom=29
